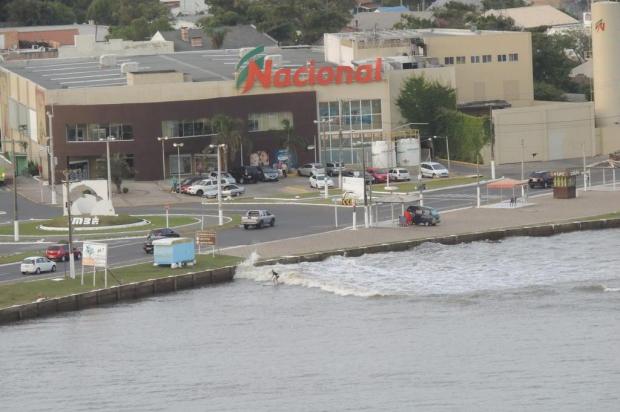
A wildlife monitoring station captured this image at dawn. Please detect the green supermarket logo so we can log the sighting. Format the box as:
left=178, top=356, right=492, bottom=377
left=236, top=46, right=265, bottom=92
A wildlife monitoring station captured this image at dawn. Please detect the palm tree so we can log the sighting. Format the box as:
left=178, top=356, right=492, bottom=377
left=205, top=114, right=251, bottom=168
left=279, top=119, right=307, bottom=165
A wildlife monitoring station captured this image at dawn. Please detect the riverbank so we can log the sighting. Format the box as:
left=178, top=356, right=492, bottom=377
left=1, top=189, right=619, bottom=325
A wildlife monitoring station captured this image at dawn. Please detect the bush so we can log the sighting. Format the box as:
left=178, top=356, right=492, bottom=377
left=122, top=187, right=129, bottom=193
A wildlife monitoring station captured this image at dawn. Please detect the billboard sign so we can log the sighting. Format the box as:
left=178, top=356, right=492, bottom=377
left=82, top=242, right=108, bottom=267
left=342, top=176, right=365, bottom=200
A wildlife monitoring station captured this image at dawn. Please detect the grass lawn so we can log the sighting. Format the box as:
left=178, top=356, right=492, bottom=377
left=0, top=254, right=243, bottom=309
left=0, top=215, right=199, bottom=237
left=0, top=250, right=47, bottom=265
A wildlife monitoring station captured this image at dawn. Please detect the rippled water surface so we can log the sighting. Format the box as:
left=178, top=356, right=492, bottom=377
left=2, top=229, right=620, bottom=411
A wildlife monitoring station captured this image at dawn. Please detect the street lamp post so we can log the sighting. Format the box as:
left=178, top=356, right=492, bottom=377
left=46, top=110, right=57, bottom=205
left=99, top=136, right=116, bottom=200
left=520, top=138, right=525, bottom=181
left=157, top=136, right=169, bottom=180
left=173, top=142, right=184, bottom=193
left=488, top=104, right=496, bottom=180
left=209, top=143, right=226, bottom=226
left=62, top=170, right=76, bottom=279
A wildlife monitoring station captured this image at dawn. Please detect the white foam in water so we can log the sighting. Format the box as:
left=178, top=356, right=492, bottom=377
left=236, top=230, right=620, bottom=297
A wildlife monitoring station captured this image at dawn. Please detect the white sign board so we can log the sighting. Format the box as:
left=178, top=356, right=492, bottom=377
left=82, top=242, right=108, bottom=267
left=62, top=179, right=115, bottom=216
left=342, top=177, right=365, bottom=200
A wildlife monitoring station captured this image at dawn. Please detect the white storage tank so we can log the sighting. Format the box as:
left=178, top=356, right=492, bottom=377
left=396, top=138, right=420, bottom=167
left=371, top=140, right=395, bottom=168
left=592, top=1, right=620, bottom=127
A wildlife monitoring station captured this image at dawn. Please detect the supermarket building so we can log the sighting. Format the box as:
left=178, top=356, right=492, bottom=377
left=0, top=28, right=597, bottom=181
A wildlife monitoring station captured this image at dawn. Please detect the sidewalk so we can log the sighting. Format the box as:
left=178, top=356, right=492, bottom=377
left=221, top=189, right=620, bottom=260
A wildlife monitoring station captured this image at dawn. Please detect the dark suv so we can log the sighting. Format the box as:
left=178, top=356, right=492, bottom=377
left=143, top=228, right=180, bottom=254
left=406, top=205, right=441, bottom=226
left=528, top=171, right=554, bottom=188
left=231, top=166, right=263, bottom=184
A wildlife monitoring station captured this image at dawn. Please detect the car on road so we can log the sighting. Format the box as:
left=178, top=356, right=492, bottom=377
left=528, top=171, right=554, bottom=188
left=258, top=166, right=279, bottom=182
left=203, top=184, right=246, bottom=198
left=420, top=162, right=449, bottom=178
left=143, top=228, right=180, bottom=253
left=389, top=168, right=411, bottom=181
left=230, top=166, right=262, bottom=184
left=208, top=171, right=237, bottom=184
left=45, top=244, right=81, bottom=262
left=178, top=176, right=203, bottom=194
left=406, top=205, right=441, bottom=226
left=241, top=210, right=275, bottom=229
left=298, top=163, right=326, bottom=177
left=0, top=166, right=5, bottom=185
left=187, top=178, right=229, bottom=196
left=367, top=167, right=389, bottom=183
left=309, top=174, right=335, bottom=189
left=325, top=162, right=345, bottom=177
left=21, top=256, right=56, bottom=275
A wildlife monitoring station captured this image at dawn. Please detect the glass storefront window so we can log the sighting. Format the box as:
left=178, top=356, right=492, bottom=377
left=66, top=123, right=133, bottom=142
left=247, top=112, right=293, bottom=132
left=318, top=99, right=382, bottom=134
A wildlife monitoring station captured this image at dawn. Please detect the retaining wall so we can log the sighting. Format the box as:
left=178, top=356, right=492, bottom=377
left=255, top=218, right=620, bottom=267
left=0, top=266, right=236, bottom=326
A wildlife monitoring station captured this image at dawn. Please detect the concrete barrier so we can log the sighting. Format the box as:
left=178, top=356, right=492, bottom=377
left=0, top=266, right=237, bottom=326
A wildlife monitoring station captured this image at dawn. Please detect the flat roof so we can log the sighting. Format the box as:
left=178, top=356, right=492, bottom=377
left=330, top=28, right=518, bottom=41
left=0, top=46, right=329, bottom=90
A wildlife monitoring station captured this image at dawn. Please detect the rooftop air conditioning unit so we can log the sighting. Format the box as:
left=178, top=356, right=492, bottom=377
left=99, top=54, right=117, bottom=68
left=120, top=62, right=139, bottom=73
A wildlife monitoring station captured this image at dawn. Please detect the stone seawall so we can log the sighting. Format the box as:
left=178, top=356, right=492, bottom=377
left=0, top=266, right=236, bottom=326
left=255, top=218, right=620, bottom=267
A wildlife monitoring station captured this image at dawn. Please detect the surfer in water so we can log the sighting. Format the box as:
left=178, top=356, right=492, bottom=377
left=271, top=269, right=280, bottom=285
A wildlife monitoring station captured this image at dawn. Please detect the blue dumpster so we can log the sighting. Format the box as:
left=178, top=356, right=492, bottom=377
left=152, top=237, right=196, bottom=268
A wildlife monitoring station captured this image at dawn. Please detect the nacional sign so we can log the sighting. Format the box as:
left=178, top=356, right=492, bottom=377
left=236, top=46, right=383, bottom=93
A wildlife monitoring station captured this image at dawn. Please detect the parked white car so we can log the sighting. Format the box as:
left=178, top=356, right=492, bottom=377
left=203, top=184, right=246, bottom=198
left=298, top=163, right=326, bottom=177
left=208, top=171, right=237, bottom=184
left=309, top=174, right=335, bottom=189
left=21, top=256, right=56, bottom=275
left=388, top=168, right=411, bottom=181
left=420, top=162, right=449, bottom=178
left=187, top=178, right=229, bottom=196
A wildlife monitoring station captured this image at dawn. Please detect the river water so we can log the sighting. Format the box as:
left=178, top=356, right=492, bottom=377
left=1, top=229, right=620, bottom=411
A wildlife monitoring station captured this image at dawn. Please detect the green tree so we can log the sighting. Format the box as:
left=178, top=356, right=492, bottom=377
left=205, top=0, right=354, bottom=44
left=207, top=114, right=250, bottom=167
left=279, top=119, right=308, bottom=162
left=86, top=0, right=118, bottom=25
left=531, top=31, right=579, bottom=91
left=96, top=153, right=132, bottom=194
left=201, top=26, right=229, bottom=49
left=481, top=0, right=527, bottom=10
left=396, top=76, right=456, bottom=137
left=393, top=15, right=435, bottom=29
left=471, top=15, right=517, bottom=30
left=6, top=0, right=76, bottom=26
left=432, top=2, right=478, bottom=29
left=435, top=109, right=489, bottom=163
left=534, top=81, right=565, bottom=101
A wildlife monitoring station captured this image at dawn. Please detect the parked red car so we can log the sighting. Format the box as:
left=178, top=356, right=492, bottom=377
left=45, top=244, right=82, bottom=262
left=179, top=177, right=203, bottom=194
left=367, top=167, right=389, bottom=183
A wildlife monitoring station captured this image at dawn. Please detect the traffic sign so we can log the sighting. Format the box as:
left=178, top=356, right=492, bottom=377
left=196, top=230, right=216, bottom=246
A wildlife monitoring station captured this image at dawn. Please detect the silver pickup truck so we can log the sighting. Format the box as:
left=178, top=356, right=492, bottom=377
left=241, top=210, right=275, bottom=229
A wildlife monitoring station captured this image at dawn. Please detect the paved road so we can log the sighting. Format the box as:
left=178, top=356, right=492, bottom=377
left=0, top=155, right=611, bottom=282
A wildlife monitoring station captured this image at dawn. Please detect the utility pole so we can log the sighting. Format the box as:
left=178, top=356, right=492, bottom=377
left=63, top=170, right=76, bottom=279
left=582, top=142, right=587, bottom=191
left=489, top=104, right=496, bottom=180
left=362, top=132, right=369, bottom=228
left=46, top=110, right=57, bottom=204
left=520, top=138, right=525, bottom=181
left=157, top=136, right=169, bottom=180
left=338, top=100, right=343, bottom=189
left=12, top=126, right=27, bottom=241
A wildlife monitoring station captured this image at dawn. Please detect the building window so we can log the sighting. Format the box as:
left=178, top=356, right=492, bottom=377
left=470, top=55, right=480, bottom=63
left=66, top=123, right=133, bottom=142
left=318, top=99, right=382, bottom=132
left=247, top=112, right=293, bottom=132
left=482, top=54, right=492, bottom=63
left=444, top=56, right=454, bottom=65
left=161, top=118, right=212, bottom=138
left=509, top=53, right=519, bottom=62
left=456, top=56, right=466, bottom=64
left=497, top=54, right=507, bottom=62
